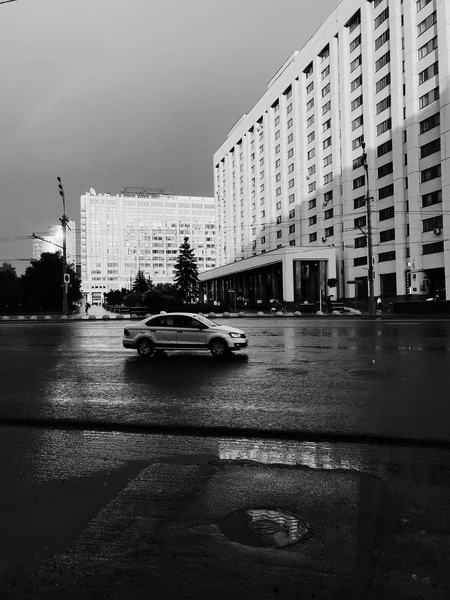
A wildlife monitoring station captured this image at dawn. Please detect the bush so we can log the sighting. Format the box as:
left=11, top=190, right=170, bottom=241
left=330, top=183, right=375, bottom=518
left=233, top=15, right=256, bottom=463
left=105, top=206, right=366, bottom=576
left=123, top=292, right=142, bottom=307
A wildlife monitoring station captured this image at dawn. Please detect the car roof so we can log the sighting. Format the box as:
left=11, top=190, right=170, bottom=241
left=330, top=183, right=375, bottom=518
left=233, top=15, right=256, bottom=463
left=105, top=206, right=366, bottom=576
left=142, top=312, right=203, bottom=321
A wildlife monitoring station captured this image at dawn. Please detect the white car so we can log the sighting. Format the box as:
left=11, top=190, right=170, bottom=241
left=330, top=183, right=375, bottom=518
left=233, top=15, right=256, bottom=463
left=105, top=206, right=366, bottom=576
left=122, top=312, right=248, bottom=357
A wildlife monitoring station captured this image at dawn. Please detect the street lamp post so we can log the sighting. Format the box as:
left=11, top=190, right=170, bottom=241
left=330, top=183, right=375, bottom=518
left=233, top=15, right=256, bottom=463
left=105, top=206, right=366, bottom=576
left=361, top=143, right=376, bottom=316
left=57, top=177, right=69, bottom=317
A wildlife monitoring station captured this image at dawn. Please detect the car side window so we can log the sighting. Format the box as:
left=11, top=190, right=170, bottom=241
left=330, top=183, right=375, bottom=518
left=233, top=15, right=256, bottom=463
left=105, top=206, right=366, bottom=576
left=147, top=316, right=173, bottom=327
left=174, top=316, right=198, bottom=329
left=174, top=316, right=188, bottom=328
left=192, top=318, right=206, bottom=329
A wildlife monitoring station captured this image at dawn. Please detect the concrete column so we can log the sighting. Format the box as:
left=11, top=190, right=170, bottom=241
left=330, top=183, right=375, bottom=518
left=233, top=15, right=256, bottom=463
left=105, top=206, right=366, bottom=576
left=282, top=255, right=294, bottom=302
left=293, top=259, right=302, bottom=303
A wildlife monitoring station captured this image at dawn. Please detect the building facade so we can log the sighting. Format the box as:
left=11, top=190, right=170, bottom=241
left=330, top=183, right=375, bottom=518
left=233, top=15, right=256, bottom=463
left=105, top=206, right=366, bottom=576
left=208, top=0, right=450, bottom=303
left=80, top=189, right=216, bottom=304
left=32, top=222, right=77, bottom=269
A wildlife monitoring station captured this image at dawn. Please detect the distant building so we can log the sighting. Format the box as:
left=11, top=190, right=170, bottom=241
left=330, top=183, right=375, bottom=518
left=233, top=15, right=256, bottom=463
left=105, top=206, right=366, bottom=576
left=80, top=188, right=216, bottom=304
left=205, top=0, right=450, bottom=303
left=32, top=222, right=77, bottom=269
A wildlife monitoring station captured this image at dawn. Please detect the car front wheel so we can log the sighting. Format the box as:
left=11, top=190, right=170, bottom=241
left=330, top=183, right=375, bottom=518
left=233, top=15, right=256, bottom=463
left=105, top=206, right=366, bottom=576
left=210, top=338, right=229, bottom=357
left=137, top=338, right=155, bottom=357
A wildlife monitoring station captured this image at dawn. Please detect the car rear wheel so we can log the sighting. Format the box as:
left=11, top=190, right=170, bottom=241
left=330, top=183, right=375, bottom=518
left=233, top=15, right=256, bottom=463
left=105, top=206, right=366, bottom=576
left=210, top=338, right=229, bottom=357
left=137, top=338, right=155, bottom=357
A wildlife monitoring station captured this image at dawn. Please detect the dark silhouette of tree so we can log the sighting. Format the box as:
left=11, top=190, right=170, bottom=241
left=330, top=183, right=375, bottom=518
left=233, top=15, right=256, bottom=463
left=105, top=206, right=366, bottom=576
left=173, top=237, right=199, bottom=303
left=20, top=252, right=82, bottom=311
left=142, top=283, right=178, bottom=307
left=105, top=288, right=129, bottom=305
left=123, top=292, right=142, bottom=307
left=0, top=262, right=21, bottom=310
left=132, top=270, right=152, bottom=296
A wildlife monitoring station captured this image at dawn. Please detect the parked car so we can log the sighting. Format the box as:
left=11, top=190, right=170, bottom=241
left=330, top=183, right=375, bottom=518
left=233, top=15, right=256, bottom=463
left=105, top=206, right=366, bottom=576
left=122, top=312, right=248, bottom=357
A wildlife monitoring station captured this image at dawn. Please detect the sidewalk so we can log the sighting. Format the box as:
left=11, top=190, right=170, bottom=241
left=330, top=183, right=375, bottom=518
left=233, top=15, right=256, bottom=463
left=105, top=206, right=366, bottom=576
left=82, top=304, right=116, bottom=319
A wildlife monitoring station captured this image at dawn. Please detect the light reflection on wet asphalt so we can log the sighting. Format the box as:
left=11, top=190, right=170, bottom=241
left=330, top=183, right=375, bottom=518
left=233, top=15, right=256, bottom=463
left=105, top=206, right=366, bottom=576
left=0, top=318, right=449, bottom=442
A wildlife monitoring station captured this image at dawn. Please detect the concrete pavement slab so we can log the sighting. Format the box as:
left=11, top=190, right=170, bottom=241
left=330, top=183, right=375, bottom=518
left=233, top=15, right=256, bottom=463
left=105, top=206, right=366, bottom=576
left=6, top=459, right=381, bottom=599
left=1, top=430, right=450, bottom=599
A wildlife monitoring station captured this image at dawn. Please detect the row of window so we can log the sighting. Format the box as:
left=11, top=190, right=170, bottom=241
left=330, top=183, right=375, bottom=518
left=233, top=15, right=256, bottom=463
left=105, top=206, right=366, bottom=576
left=354, top=251, right=397, bottom=265
left=308, top=226, right=334, bottom=243
left=308, top=209, right=334, bottom=226
left=355, top=161, right=440, bottom=203
left=419, top=61, right=438, bottom=85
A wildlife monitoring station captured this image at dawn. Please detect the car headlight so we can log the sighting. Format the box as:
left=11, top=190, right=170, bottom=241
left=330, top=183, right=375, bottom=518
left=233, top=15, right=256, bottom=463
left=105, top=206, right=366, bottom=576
left=229, top=332, right=241, bottom=338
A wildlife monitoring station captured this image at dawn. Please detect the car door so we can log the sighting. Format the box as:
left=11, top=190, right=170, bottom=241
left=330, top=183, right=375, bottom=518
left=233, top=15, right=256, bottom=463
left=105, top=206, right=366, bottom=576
left=174, top=316, right=207, bottom=348
left=145, top=315, right=177, bottom=347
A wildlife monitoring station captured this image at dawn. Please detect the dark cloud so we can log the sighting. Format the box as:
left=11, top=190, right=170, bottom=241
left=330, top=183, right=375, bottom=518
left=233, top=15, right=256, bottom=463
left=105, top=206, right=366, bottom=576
left=0, top=0, right=337, bottom=271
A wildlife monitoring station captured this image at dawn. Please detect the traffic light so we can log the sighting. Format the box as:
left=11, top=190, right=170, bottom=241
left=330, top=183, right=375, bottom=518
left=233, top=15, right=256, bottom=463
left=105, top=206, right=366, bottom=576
left=57, top=176, right=64, bottom=199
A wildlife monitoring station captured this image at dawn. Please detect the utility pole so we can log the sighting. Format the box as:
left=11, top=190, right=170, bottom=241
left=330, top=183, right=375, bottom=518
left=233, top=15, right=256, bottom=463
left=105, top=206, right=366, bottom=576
left=361, top=142, right=376, bottom=316
left=57, top=177, right=69, bottom=316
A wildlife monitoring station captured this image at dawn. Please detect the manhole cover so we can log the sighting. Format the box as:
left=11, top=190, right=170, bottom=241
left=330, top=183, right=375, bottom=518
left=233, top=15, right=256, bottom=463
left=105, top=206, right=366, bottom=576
left=218, top=508, right=309, bottom=548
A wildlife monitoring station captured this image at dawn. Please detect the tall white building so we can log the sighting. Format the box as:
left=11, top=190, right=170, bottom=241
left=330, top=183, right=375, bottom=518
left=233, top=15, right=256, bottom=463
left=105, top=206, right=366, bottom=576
left=32, top=222, right=77, bottom=268
left=202, top=0, right=450, bottom=304
left=80, top=188, right=216, bottom=304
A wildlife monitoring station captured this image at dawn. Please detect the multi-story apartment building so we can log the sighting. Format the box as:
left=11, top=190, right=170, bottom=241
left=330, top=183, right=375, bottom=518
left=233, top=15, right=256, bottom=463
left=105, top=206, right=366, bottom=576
left=80, top=188, right=216, bottom=304
left=200, top=0, right=450, bottom=305
left=32, top=222, right=77, bottom=268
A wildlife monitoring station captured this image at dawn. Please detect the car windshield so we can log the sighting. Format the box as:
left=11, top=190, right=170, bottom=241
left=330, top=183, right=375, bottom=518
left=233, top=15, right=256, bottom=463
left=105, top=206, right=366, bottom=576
left=194, top=314, right=218, bottom=328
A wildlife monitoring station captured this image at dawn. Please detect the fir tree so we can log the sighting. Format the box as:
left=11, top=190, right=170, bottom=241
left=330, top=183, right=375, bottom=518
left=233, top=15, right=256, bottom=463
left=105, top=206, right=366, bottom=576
left=132, top=270, right=152, bottom=296
left=173, top=237, right=199, bottom=303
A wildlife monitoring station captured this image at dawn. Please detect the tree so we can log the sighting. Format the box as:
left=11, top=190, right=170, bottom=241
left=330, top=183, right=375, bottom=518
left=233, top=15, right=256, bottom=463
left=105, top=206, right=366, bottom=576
left=0, top=262, right=21, bottom=310
left=173, top=237, right=199, bottom=303
left=123, top=292, right=142, bottom=307
left=20, top=252, right=82, bottom=311
left=142, top=283, right=178, bottom=308
left=105, top=288, right=129, bottom=306
left=132, top=270, right=152, bottom=296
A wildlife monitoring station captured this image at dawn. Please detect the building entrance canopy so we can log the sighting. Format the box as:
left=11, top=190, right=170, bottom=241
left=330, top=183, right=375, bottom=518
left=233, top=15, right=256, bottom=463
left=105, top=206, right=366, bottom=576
left=198, top=246, right=337, bottom=306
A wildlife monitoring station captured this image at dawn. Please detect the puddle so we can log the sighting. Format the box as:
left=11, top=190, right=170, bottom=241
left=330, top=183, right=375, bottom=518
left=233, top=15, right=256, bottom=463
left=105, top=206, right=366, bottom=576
left=348, top=369, right=387, bottom=379
left=218, top=507, right=309, bottom=548
left=267, top=367, right=308, bottom=375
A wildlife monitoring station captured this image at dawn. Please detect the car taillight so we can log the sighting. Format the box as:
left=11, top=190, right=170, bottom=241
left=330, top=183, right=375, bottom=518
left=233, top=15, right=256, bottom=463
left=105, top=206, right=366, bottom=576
left=124, top=328, right=130, bottom=337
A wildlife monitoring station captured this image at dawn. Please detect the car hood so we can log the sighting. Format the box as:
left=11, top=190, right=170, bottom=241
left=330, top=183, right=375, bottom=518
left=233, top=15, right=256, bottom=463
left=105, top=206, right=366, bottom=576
left=212, top=324, right=246, bottom=335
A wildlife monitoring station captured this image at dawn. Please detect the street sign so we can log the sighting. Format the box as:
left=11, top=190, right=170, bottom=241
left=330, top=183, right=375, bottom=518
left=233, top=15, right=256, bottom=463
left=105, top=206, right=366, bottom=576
left=347, top=280, right=355, bottom=284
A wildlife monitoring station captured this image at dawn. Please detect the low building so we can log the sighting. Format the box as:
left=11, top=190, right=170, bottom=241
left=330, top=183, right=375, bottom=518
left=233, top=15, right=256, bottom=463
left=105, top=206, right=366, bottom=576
left=199, top=246, right=337, bottom=307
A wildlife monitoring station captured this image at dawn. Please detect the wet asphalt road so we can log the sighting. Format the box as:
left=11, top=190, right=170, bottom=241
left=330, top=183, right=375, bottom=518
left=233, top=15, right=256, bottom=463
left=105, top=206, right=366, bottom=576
left=1, top=317, right=450, bottom=598
left=1, top=317, right=450, bottom=442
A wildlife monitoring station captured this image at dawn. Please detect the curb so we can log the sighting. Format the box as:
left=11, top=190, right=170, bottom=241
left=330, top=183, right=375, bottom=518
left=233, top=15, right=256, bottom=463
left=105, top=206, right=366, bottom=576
left=2, top=312, right=446, bottom=322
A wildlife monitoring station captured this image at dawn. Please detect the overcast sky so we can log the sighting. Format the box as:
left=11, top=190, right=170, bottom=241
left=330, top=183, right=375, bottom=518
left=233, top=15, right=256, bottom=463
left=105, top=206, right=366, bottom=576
left=0, top=0, right=337, bottom=271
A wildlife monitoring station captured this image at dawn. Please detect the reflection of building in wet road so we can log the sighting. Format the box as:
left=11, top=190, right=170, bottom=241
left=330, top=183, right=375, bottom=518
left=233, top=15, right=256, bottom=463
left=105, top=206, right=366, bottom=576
left=218, top=439, right=439, bottom=486
left=209, top=0, right=449, bottom=303
left=219, top=507, right=309, bottom=548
